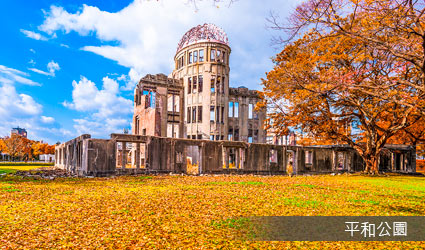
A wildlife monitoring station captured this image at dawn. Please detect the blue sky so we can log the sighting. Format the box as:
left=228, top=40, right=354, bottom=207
left=0, top=0, right=300, bottom=144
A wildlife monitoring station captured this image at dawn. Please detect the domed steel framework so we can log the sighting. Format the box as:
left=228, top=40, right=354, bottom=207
left=176, top=23, right=229, bottom=52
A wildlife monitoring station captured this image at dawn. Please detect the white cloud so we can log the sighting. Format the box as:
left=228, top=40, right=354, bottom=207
left=20, top=29, right=48, bottom=41
left=41, top=116, right=55, bottom=123
left=28, top=60, right=60, bottom=77
left=73, top=118, right=128, bottom=137
left=63, top=76, right=132, bottom=117
left=47, top=61, right=60, bottom=74
left=119, top=68, right=142, bottom=91
left=63, top=76, right=133, bottom=137
left=28, top=59, right=36, bottom=66
left=38, top=0, right=301, bottom=90
left=0, top=64, right=70, bottom=143
left=0, top=65, right=41, bottom=86
left=28, top=67, right=51, bottom=76
left=0, top=84, right=42, bottom=118
left=29, top=48, right=36, bottom=53
left=60, top=43, right=69, bottom=48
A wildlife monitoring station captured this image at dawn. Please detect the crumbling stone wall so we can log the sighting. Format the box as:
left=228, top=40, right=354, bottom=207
left=55, top=133, right=417, bottom=176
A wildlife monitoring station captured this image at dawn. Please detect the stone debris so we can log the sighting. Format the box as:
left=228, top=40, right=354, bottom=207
left=13, top=168, right=77, bottom=179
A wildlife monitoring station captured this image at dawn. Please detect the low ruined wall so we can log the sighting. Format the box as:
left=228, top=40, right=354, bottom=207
left=55, top=134, right=417, bottom=176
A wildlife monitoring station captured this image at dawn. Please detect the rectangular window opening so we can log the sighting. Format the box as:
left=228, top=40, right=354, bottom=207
left=210, top=106, right=215, bottom=122
left=248, top=103, right=253, bottom=119
left=192, top=106, right=197, bottom=123
left=187, top=107, right=191, bottom=123
left=193, top=76, right=197, bottom=93
left=198, top=75, right=203, bottom=92
left=210, top=49, right=216, bottom=61
left=193, top=50, right=198, bottom=63
left=199, top=49, right=204, bottom=62
left=198, top=105, right=202, bottom=122
left=211, top=76, right=215, bottom=93
left=216, top=106, right=220, bottom=123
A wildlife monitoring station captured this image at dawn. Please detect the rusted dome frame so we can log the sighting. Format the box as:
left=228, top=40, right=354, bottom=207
left=176, top=23, right=229, bottom=52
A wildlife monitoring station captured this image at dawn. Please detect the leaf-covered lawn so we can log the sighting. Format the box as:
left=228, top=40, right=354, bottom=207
left=0, top=174, right=424, bottom=249
left=0, top=164, right=48, bottom=174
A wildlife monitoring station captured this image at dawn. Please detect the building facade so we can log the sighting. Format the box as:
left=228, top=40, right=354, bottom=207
left=133, top=23, right=266, bottom=143
left=11, top=127, right=27, bottom=138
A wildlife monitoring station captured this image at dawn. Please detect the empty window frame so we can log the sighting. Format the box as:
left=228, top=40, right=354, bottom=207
left=142, top=90, right=156, bottom=109
left=210, top=135, right=214, bottom=141
left=199, top=49, right=204, bottom=62
left=216, top=76, right=221, bottom=93
left=174, top=124, right=179, bottom=138
left=211, top=76, right=215, bottom=93
left=216, top=106, right=220, bottom=123
left=150, top=92, right=156, bottom=108
left=234, top=128, right=239, bottom=141
left=192, top=107, right=197, bottom=123
left=270, top=149, right=278, bottom=163
left=248, top=129, right=253, bottom=143
left=305, top=151, right=313, bottom=164
left=229, top=102, right=239, bottom=118
left=253, top=103, right=259, bottom=119
left=210, top=106, right=215, bottom=122
left=174, top=95, right=180, bottom=112
left=193, top=50, right=198, bottom=63
left=216, top=50, right=221, bottom=62
left=210, top=49, right=216, bottom=61
left=198, top=75, right=203, bottom=92
left=167, top=94, right=173, bottom=112
left=248, top=103, right=253, bottom=119
left=198, top=105, right=202, bottom=122
left=135, top=116, right=140, bottom=134
left=228, top=127, right=233, bottom=141
left=189, top=52, right=193, bottom=64
left=187, top=107, right=191, bottom=123
left=167, top=123, right=173, bottom=137
left=188, top=77, right=192, bottom=94
left=193, top=76, right=197, bottom=93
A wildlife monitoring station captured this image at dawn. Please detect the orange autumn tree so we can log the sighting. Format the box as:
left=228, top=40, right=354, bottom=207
left=386, top=116, right=425, bottom=159
left=0, top=139, right=7, bottom=154
left=261, top=0, right=425, bottom=174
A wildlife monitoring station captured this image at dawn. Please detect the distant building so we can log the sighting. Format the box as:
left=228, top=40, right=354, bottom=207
left=39, top=154, right=55, bottom=163
left=267, top=129, right=297, bottom=146
left=11, top=127, right=27, bottom=138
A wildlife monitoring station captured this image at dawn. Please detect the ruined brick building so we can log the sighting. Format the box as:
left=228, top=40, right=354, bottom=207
left=54, top=24, right=417, bottom=176
left=133, top=24, right=266, bottom=143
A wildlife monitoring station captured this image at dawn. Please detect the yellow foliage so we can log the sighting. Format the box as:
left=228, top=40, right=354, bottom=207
left=0, top=175, right=424, bottom=248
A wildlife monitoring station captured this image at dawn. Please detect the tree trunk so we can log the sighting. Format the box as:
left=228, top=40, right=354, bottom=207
left=363, top=153, right=381, bottom=175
